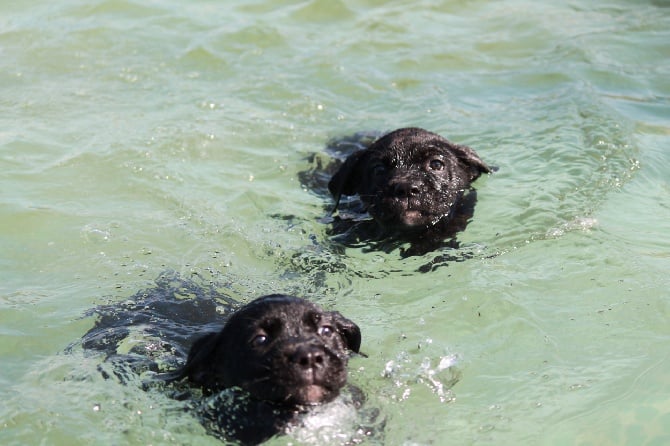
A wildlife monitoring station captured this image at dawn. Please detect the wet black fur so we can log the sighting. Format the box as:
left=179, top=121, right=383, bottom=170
left=301, top=128, right=492, bottom=256
left=76, top=275, right=367, bottom=445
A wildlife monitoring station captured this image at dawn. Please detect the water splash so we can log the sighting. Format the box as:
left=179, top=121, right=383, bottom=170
left=382, top=338, right=461, bottom=404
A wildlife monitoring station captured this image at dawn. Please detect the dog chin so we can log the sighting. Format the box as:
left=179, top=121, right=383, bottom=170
left=374, top=207, right=441, bottom=231
left=291, top=384, right=337, bottom=406
left=399, top=209, right=434, bottom=227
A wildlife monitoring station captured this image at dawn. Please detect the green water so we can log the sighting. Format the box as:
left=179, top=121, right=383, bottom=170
left=1, top=0, right=669, bottom=444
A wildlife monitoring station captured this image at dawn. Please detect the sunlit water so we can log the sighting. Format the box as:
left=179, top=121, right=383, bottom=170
left=1, top=0, right=669, bottom=445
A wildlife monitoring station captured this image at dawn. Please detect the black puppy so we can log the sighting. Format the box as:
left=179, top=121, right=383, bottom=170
left=328, top=127, right=491, bottom=254
left=175, top=294, right=360, bottom=403
left=76, top=275, right=369, bottom=445
left=169, top=294, right=363, bottom=444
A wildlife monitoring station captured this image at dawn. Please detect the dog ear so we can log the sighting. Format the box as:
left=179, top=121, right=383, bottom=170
left=328, top=150, right=368, bottom=212
left=331, top=312, right=362, bottom=353
left=450, top=143, right=492, bottom=179
left=177, top=331, right=222, bottom=387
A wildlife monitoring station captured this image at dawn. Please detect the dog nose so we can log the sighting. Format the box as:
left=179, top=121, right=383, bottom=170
left=392, top=181, right=421, bottom=198
left=290, top=345, right=325, bottom=370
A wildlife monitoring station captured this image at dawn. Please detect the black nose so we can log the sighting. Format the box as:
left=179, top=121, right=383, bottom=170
left=392, top=180, right=421, bottom=198
left=290, top=345, right=325, bottom=370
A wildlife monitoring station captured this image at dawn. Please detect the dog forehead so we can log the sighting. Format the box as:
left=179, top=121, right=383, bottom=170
left=240, top=294, right=318, bottom=312
left=228, top=295, right=323, bottom=330
left=370, top=139, right=450, bottom=167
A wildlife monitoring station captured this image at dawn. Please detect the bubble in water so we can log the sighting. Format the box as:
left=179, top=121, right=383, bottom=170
left=81, top=224, right=111, bottom=243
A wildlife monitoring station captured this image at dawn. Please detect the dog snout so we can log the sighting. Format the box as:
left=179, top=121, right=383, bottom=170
left=390, top=177, right=421, bottom=198
left=290, top=344, right=325, bottom=370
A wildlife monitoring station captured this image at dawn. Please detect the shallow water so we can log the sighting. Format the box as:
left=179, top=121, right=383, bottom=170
left=1, top=0, right=669, bottom=444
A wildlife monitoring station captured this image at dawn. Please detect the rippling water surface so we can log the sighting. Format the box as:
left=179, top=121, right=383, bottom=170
left=1, top=0, right=669, bottom=444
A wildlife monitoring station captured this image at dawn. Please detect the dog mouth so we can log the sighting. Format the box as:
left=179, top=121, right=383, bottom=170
left=401, top=208, right=430, bottom=222
left=293, top=384, right=333, bottom=405
left=244, top=375, right=340, bottom=406
left=247, top=359, right=345, bottom=406
left=372, top=199, right=444, bottom=229
left=273, top=378, right=339, bottom=406
left=288, top=367, right=343, bottom=405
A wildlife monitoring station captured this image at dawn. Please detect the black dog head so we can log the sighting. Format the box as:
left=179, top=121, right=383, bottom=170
left=178, top=295, right=361, bottom=407
left=328, top=127, right=491, bottom=234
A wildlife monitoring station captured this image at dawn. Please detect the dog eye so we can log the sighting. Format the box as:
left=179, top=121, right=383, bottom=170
left=429, top=159, right=445, bottom=171
left=318, top=325, right=334, bottom=337
left=372, top=164, right=386, bottom=176
left=251, top=334, right=268, bottom=346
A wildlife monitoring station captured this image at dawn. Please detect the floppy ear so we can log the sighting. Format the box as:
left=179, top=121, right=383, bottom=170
left=179, top=332, right=221, bottom=385
left=331, top=312, right=362, bottom=353
left=327, top=150, right=368, bottom=212
left=449, top=143, right=492, bottom=179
